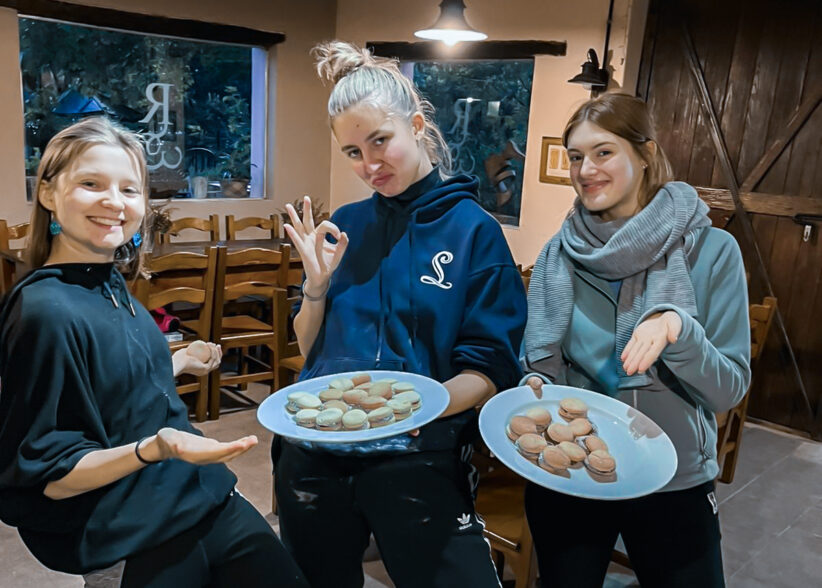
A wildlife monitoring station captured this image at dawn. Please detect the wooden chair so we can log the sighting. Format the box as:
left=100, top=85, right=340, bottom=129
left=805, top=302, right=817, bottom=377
left=715, top=295, right=777, bottom=483
left=133, top=246, right=219, bottom=422
left=158, top=214, right=219, bottom=244
left=210, top=245, right=291, bottom=419
left=275, top=288, right=305, bottom=389
left=517, top=264, right=533, bottom=292
left=225, top=214, right=280, bottom=240
left=474, top=446, right=538, bottom=588
left=0, top=220, right=29, bottom=293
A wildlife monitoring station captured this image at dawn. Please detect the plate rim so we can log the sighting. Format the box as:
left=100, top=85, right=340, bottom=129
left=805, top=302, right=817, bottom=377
left=479, top=384, right=678, bottom=500
left=257, top=369, right=450, bottom=443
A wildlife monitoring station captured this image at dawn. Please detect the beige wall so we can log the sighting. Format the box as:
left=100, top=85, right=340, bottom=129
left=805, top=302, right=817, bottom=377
left=0, top=0, right=337, bottom=236
left=332, top=0, right=649, bottom=266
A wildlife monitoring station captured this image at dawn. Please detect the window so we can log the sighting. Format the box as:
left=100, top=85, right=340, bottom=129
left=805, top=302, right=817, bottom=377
left=408, top=60, right=534, bottom=226
left=19, top=16, right=266, bottom=199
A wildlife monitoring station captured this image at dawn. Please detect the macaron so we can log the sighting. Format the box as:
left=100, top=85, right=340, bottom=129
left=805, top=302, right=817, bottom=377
left=515, top=433, right=548, bottom=461
left=558, top=441, right=587, bottom=463
left=367, top=381, right=394, bottom=399
left=569, top=417, right=593, bottom=437
left=360, top=395, right=388, bottom=411
left=318, top=388, right=344, bottom=402
left=538, top=445, right=572, bottom=472
left=342, top=409, right=369, bottom=431
left=342, top=389, right=368, bottom=406
left=367, top=406, right=395, bottom=428
left=351, top=373, right=371, bottom=387
left=286, top=392, right=309, bottom=413
left=295, top=394, right=322, bottom=411
left=355, top=381, right=374, bottom=391
left=585, top=449, right=616, bottom=474
left=294, top=408, right=319, bottom=428
left=387, top=398, right=412, bottom=421
left=546, top=423, right=575, bottom=444
left=583, top=436, right=609, bottom=453
left=393, top=390, right=421, bottom=410
left=375, top=377, right=397, bottom=385
left=315, top=408, right=343, bottom=431
left=506, top=415, right=538, bottom=441
left=559, top=397, right=588, bottom=421
left=329, top=377, right=354, bottom=391
left=323, top=399, right=349, bottom=413
left=392, top=382, right=416, bottom=393
left=524, top=407, right=553, bottom=432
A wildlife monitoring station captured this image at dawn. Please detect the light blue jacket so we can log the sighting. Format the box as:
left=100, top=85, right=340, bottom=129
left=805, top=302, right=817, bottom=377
left=524, top=227, right=751, bottom=491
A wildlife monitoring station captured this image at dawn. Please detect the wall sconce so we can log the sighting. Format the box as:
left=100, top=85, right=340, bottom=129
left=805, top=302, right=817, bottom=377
left=415, top=0, right=487, bottom=46
left=568, top=0, right=613, bottom=92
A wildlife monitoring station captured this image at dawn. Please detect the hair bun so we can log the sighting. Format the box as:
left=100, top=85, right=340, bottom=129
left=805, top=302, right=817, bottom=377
left=313, top=40, right=375, bottom=84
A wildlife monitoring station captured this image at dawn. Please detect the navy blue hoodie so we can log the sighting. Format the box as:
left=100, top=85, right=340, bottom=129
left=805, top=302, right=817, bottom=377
left=300, top=170, right=527, bottom=453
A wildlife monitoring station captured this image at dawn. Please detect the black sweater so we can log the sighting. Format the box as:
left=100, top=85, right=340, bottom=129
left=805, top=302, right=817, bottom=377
left=0, top=263, right=235, bottom=574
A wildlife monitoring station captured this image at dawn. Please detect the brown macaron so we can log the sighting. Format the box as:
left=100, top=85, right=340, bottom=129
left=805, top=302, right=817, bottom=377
left=558, top=441, right=587, bottom=463
left=546, top=423, right=575, bottom=444
left=583, top=436, right=609, bottom=453
left=360, top=395, right=388, bottom=411
left=351, top=373, right=371, bottom=387
left=585, top=449, right=617, bottom=474
left=367, top=381, right=394, bottom=399
left=506, top=416, right=538, bottom=441
left=342, top=389, right=368, bottom=407
left=341, top=409, right=369, bottom=431
left=524, top=407, right=553, bottom=432
left=515, top=433, right=548, bottom=461
left=323, top=399, right=349, bottom=414
left=569, top=417, right=593, bottom=437
left=355, top=381, right=374, bottom=391
left=559, top=397, right=588, bottom=421
left=367, top=406, right=396, bottom=428
left=538, top=445, right=572, bottom=471
left=318, top=388, right=344, bottom=402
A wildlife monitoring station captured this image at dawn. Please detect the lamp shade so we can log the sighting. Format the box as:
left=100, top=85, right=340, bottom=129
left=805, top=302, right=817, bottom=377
left=568, top=48, right=608, bottom=89
left=415, top=0, right=487, bottom=46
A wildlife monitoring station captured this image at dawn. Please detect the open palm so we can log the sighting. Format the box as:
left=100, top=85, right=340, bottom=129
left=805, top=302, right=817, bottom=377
left=283, top=196, right=348, bottom=291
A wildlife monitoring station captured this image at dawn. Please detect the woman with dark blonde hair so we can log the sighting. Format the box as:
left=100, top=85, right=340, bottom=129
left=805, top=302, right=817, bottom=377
left=523, top=93, right=750, bottom=587
left=0, top=117, right=308, bottom=587
left=274, top=41, right=527, bottom=587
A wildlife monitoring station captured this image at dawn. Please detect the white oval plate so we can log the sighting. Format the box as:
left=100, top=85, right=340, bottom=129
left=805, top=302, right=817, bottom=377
left=257, top=370, right=450, bottom=443
left=479, top=384, right=678, bottom=500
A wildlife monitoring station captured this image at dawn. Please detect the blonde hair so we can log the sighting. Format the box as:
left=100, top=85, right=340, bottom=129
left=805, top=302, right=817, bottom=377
left=563, top=93, right=673, bottom=208
left=28, top=116, right=149, bottom=278
left=313, top=40, right=452, bottom=175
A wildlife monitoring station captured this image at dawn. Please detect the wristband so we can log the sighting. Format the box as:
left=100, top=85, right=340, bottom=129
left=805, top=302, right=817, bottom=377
left=135, top=436, right=161, bottom=465
left=302, top=280, right=330, bottom=301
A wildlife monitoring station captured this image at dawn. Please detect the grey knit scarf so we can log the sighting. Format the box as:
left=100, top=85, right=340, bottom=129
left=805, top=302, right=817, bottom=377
left=524, top=181, right=711, bottom=389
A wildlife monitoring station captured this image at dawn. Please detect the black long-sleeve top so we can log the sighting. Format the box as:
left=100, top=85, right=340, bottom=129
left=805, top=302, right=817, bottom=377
left=0, top=263, right=235, bottom=574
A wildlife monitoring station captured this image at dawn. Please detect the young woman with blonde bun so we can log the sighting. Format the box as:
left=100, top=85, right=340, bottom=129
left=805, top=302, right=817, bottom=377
left=274, top=41, right=527, bottom=587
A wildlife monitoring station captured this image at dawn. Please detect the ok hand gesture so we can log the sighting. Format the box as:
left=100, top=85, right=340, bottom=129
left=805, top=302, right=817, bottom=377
left=283, top=196, right=348, bottom=296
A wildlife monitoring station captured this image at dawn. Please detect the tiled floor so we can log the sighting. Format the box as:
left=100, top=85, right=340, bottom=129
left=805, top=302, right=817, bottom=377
left=2, top=385, right=820, bottom=587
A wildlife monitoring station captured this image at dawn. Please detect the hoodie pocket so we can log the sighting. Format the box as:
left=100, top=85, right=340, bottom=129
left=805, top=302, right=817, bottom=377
left=696, top=404, right=713, bottom=460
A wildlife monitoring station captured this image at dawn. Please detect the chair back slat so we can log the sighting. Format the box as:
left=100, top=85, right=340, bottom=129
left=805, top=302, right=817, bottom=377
left=158, top=215, right=219, bottom=244
left=226, top=215, right=280, bottom=240
left=149, top=288, right=206, bottom=309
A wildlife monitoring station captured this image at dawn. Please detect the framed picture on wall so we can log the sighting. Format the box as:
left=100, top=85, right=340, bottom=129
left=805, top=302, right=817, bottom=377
left=539, top=137, right=571, bottom=185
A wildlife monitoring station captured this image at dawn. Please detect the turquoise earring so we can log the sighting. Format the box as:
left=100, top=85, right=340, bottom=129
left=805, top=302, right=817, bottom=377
left=132, top=232, right=142, bottom=247
left=49, top=217, right=62, bottom=235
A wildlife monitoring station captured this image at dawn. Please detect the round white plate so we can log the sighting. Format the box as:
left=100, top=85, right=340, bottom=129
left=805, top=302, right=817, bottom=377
left=479, top=384, right=678, bottom=500
left=257, top=370, right=450, bottom=443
